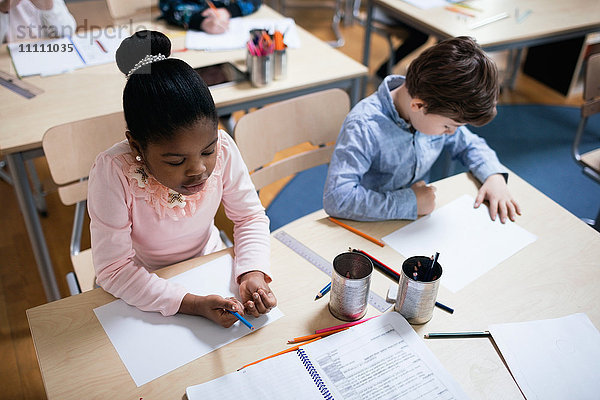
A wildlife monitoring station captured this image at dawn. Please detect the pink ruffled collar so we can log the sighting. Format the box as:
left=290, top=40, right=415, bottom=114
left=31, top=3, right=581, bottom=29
left=118, top=137, right=223, bottom=221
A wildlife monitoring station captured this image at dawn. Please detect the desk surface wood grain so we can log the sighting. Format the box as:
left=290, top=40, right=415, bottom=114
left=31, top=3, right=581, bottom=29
left=27, top=172, right=600, bottom=399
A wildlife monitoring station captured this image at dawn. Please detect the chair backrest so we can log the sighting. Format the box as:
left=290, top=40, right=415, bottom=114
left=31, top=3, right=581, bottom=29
left=233, top=88, right=350, bottom=191
left=105, top=0, right=155, bottom=20
left=583, top=52, right=600, bottom=106
left=42, top=112, right=127, bottom=206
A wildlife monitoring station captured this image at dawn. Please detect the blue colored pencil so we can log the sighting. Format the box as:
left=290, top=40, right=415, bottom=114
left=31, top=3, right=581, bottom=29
left=315, top=282, right=331, bottom=300
left=435, top=301, right=454, bottom=314
left=228, top=310, right=254, bottom=330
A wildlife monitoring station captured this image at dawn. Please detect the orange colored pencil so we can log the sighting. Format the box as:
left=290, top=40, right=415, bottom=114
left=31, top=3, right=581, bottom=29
left=237, top=336, right=322, bottom=370
left=445, top=5, right=475, bottom=18
left=287, top=327, right=348, bottom=344
left=327, top=217, right=385, bottom=247
left=206, top=0, right=218, bottom=11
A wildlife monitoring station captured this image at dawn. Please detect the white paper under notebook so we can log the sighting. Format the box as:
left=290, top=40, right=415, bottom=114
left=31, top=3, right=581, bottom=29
left=382, top=194, right=537, bottom=292
left=489, top=313, right=600, bottom=400
left=185, top=17, right=301, bottom=50
left=187, top=312, right=469, bottom=399
left=8, top=27, right=127, bottom=77
left=93, top=254, right=284, bottom=387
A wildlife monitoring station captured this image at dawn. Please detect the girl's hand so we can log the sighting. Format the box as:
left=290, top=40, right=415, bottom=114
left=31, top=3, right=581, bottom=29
left=474, top=174, right=522, bottom=223
left=200, top=7, right=230, bottom=34
left=238, top=271, right=277, bottom=318
left=178, top=293, right=244, bottom=328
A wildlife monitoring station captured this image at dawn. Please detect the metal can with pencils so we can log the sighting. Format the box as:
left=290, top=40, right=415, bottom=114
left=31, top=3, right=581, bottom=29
left=395, top=256, right=442, bottom=324
left=273, top=49, right=287, bottom=80
left=329, top=252, right=373, bottom=321
left=249, top=54, right=273, bottom=87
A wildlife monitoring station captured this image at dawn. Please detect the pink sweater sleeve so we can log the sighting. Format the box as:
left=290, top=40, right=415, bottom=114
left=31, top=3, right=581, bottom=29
left=219, top=134, right=272, bottom=282
left=88, top=152, right=188, bottom=316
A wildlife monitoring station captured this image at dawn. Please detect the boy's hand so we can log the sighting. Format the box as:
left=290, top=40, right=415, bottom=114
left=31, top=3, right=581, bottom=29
left=179, top=293, right=244, bottom=328
left=238, top=271, right=277, bottom=318
left=411, top=180, right=437, bottom=216
left=201, top=7, right=230, bottom=34
left=475, top=174, right=521, bottom=223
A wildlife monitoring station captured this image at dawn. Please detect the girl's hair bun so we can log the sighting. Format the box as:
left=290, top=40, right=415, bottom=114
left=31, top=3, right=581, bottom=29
left=115, top=30, right=172, bottom=76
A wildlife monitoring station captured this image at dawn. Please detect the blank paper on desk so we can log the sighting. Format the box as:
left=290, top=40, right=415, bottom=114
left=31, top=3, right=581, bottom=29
left=382, top=195, right=537, bottom=292
left=489, top=313, right=600, bottom=400
left=185, top=18, right=301, bottom=51
left=93, top=254, right=284, bottom=386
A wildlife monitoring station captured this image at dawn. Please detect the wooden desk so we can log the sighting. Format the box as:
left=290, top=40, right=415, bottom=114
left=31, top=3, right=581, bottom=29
left=0, top=5, right=368, bottom=302
left=27, top=172, right=600, bottom=399
left=361, top=0, right=600, bottom=92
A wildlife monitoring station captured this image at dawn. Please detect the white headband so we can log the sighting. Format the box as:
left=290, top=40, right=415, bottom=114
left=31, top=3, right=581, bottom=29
left=126, top=53, right=167, bottom=78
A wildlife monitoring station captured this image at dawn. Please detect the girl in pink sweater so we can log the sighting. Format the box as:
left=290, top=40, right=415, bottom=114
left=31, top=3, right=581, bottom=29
left=88, top=30, right=276, bottom=327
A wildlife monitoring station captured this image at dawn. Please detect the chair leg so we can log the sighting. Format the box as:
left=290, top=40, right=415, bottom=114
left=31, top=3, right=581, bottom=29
left=66, top=271, right=82, bottom=295
left=386, top=35, right=395, bottom=75
left=327, top=0, right=345, bottom=48
left=25, top=158, right=48, bottom=215
left=0, top=158, right=13, bottom=185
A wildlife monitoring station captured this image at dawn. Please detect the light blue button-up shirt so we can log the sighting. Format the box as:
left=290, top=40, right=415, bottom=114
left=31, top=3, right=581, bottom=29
left=323, top=76, right=508, bottom=221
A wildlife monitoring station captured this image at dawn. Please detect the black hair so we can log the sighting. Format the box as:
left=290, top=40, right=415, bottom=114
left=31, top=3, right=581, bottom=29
left=115, top=30, right=218, bottom=148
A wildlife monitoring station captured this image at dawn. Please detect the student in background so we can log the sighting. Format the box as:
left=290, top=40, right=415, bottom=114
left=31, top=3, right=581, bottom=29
left=159, top=0, right=262, bottom=34
left=323, top=36, right=521, bottom=224
left=0, top=0, right=76, bottom=43
left=88, top=30, right=276, bottom=328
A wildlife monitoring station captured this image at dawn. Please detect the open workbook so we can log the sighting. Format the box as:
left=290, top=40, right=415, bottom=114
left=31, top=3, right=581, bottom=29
left=186, top=312, right=468, bottom=399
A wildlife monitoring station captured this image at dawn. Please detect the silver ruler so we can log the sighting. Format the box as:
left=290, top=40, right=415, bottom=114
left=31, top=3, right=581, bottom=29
left=0, top=71, right=43, bottom=99
left=273, top=230, right=392, bottom=312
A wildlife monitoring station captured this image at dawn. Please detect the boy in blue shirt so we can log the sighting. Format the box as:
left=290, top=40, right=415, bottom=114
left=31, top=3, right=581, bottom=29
left=323, top=36, right=521, bottom=223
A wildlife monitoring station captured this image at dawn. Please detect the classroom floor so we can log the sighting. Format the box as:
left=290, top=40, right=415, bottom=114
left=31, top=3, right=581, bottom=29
left=0, top=3, right=586, bottom=399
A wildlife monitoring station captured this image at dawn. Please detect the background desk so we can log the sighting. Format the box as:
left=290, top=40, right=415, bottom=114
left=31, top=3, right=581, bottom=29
left=0, top=5, right=367, bottom=302
left=27, top=172, right=600, bottom=399
left=362, top=0, right=600, bottom=92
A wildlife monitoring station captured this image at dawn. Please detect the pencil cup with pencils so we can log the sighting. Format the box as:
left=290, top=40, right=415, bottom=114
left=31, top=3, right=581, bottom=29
left=248, top=53, right=273, bottom=87
left=246, top=29, right=287, bottom=87
left=395, top=256, right=442, bottom=324
left=329, top=252, right=373, bottom=322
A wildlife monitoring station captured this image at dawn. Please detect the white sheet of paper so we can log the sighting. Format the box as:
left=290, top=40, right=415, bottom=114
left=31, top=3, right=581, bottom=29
left=8, top=28, right=127, bottom=77
left=307, top=312, right=469, bottom=399
left=8, top=37, right=82, bottom=77
left=186, top=312, right=468, bottom=400
left=382, top=194, right=537, bottom=292
left=489, top=313, right=600, bottom=400
left=93, top=254, right=284, bottom=387
left=185, top=18, right=300, bottom=51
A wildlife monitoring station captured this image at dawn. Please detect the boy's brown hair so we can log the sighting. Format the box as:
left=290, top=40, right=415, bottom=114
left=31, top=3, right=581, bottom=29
left=405, top=36, right=498, bottom=127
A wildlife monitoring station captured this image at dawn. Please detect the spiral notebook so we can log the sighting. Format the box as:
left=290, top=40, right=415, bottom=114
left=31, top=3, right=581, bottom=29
left=186, top=312, right=468, bottom=399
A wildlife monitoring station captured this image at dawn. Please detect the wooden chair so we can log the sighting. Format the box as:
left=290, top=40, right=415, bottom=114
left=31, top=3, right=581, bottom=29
left=572, top=51, right=600, bottom=230
left=233, top=88, right=350, bottom=200
left=43, top=112, right=127, bottom=294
